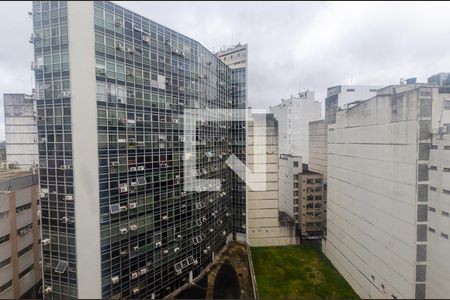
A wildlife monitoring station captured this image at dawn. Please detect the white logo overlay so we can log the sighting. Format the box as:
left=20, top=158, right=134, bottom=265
left=183, top=108, right=268, bottom=192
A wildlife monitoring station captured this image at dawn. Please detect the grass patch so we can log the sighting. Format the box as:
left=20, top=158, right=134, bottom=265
left=251, top=245, right=359, bottom=299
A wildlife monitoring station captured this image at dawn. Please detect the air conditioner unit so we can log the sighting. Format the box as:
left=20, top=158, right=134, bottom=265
left=132, top=288, right=140, bottom=295
left=118, top=98, right=127, bottom=104
left=60, top=165, right=72, bottom=170
left=43, top=287, right=53, bottom=295
left=133, top=246, right=139, bottom=252
left=120, top=228, right=128, bottom=235
left=163, top=249, right=169, bottom=254
left=130, top=272, right=138, bottom=280
left=129, top=202, right=137, bottom=209
left=111, top=276, right=119, bottom=284
left=139, top=267, right=148, bottom=275
left=155, top=241, right=162, bottom=248
left=61, top=90, right=70, bottom=97
left=129, top=224, right=138, bottom=231
left=130, top=181, right=137, bottom=187
left=119, top=206, right=128, bottom=212
left=142, top=35, right=150, bottom=42
left=111, top=161, right=119, bottom=166
left=126, top=47, right=134, bottom=54
left=64, top=195, right=73, bottom=201
left=203, top=249, right=208, bottom=254
left=129, top=167, right=137, bottom=172
left=119, top=184, right=128, bottom=193
left=193, top=259, right=198, bottom=265
left=174, top=247, right=180, bottom=253
left=116, top=42, right=124, bottom=50
left=39, top=192, right=47, bottom=199
left=137, top=166, right=145, bottom=171
left=162, top=215, right=168, bottom=221
left=39, top=137, right=47, bottom=143
left=222, top=231, right=226, bottom=236
left=209, top=228, right=214, bottom=232
left=115, top=19, right=123, bottom=27
left=42, top=238, right=51, bottom=246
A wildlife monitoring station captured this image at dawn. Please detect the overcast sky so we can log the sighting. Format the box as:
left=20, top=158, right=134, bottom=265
left=1, top=1, right=450, bottom=140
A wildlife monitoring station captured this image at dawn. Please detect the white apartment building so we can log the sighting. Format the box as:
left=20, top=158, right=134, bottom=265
left=325, top=85, right=382, bottom=123
left=247, top=113, right=295, bottom=247
left=270, top=91, right=321, bottom=163
left=3, top=94, right=38, bottom=170
left=324, top=84, right=449, bottom=299
left=278, top=154, right=302, bottom=221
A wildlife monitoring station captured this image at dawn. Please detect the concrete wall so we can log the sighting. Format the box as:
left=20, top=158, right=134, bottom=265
left=427, top=131, right=450, bottom=299
left=247, top=114, right=295, bottom=247
left=278, top=155, right=301, bottom=220
left=3, top=94, right=38, bottom=170
left=324, top=87, right=432, bottom=299
left=309, top=120, right=328, bottom=177
left=270, top=92, right=321, bottom=163
left=0, top=173, right=40, bottom=299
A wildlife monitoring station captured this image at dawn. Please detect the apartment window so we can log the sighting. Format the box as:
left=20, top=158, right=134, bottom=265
left=441, top=232, right=449, bottom=239
left=445, top=145, right=450, bottom=150
left=429, top=227, right=435, bottom=233
left=0, top=257, right=10, bottom=269
left=19, top=265, right=34, bottom=279
left=315, top=179, right=322, bottom=184
left=0, top=234, right=9, bottom=244
left=429, top=207, right=436, bottom=212
left=430, top=186, right=437, bottom=192
left=293, top=207, right=298, bottom=213
left=18, top=244, right=33, bottom=257
left=443, top=189, right=450, bottom=195
left=16, top=203, right=31, bottom=214
left=346, top=89, right=355, bottom=92
left=0, top=281, right=12, bottom=294
left=444, top=100, right=450, bottom=110
left=293, top=182, right=298, bottom=188
left=429, top=166, right=437, bottom=171
left=293, top=191, right=298, bottom=196
left=294, top=199, right=298, bottom=204
left=431, top=145, right=438, bottom=150
left=293, top=174, right=298, bottom=180
left=369, top=89, right=378, bottom=92
left=443, top=167, right=450, bottom=173
left=293, top=161, right=299, bottom=167
left=442, top=211, right=450, bottom=217
left=0, top=211, right=8, bottom=221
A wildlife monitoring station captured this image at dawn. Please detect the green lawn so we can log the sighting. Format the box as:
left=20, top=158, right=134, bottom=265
left=251, top=245, right=359, bottom=299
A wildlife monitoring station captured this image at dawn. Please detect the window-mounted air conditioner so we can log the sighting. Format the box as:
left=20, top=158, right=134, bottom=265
left=42, top=238, right=51, bottom=246
left=130, top=272, right=138, bottom=280
left=120, top=228, right=128, bottom=235
left=129, top=202, right=137, bottom=209
left=129, top=224, right=138, bottom=231
left=111, top=276, right=119, bottom=284
left=64, top=195, right=73, bottom=201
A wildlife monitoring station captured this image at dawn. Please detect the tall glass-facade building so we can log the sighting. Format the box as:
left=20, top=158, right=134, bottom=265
left=31, top=1, right=246, bottom=298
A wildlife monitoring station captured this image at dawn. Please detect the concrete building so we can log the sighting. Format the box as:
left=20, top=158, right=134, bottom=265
left=308, top=120, right=328, bottom=235
left=298, top=170, right=324, bottom=239
left=3, top=94, right=38, bottom=170
left=0, top=170, right=40, bottom=299
left=216, top=44, right=248, bottom=241
left=427, top=72, right=450, bottom=87
left=426, top=126, right=450, bottom=298
left=278, top=154, right=301, bottom=222
left=247, top=113, right=295, bottom=247
left=270, top=91, right=321, bottom=163
left=325, top=85, right=382, bottom=123
left=324, top=84, right=449, bottom=299
left=32, top=1, right=246, bottom=298
left=308, top=120, right=328, bottom=177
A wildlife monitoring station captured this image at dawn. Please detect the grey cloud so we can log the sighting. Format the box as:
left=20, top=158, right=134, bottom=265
left=1, top=1, right=450, bottom=140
